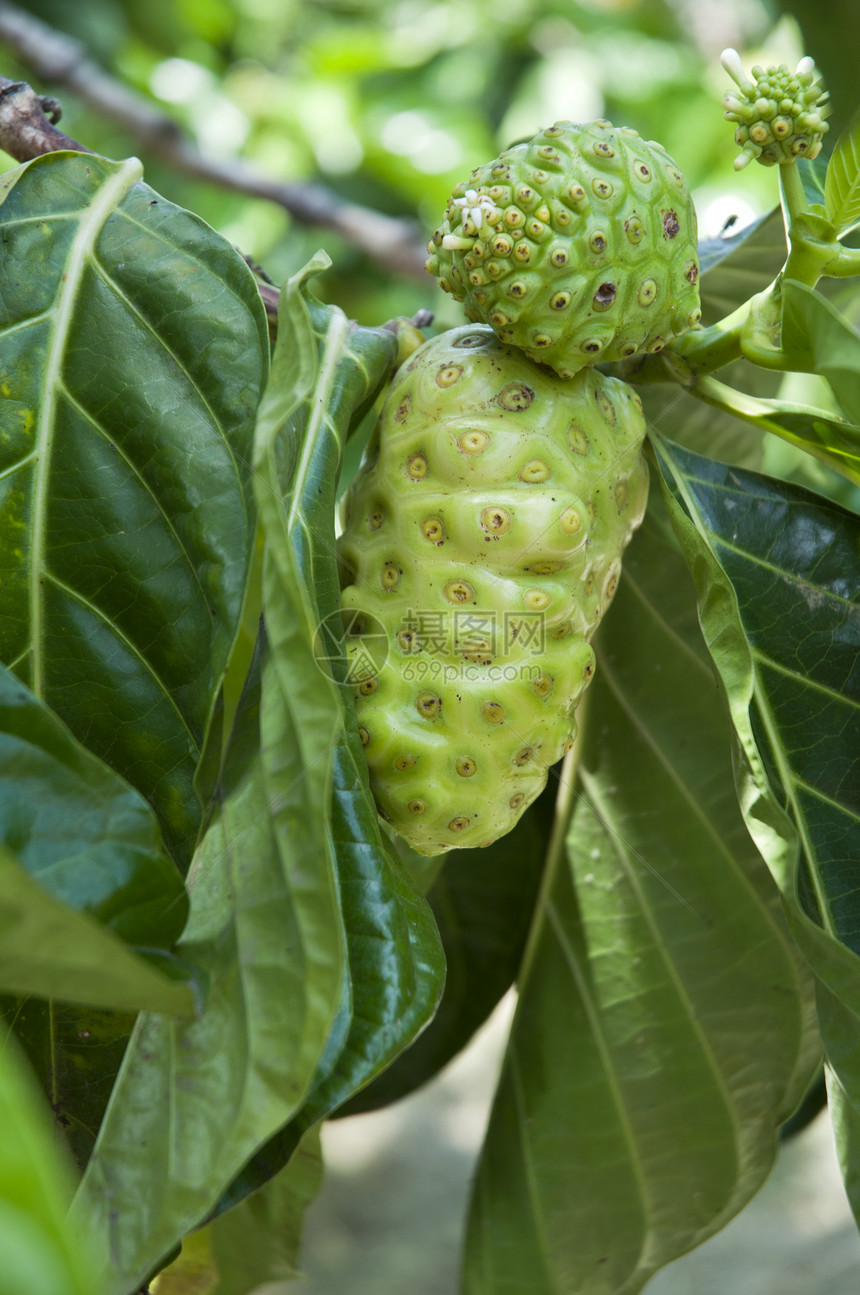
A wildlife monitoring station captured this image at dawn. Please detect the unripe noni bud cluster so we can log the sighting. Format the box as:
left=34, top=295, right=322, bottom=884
left=425, top=119, right=700, bottom=380
left=720, top=48, right=829, bottom=170
left=337, top=326, right=649, bottom=855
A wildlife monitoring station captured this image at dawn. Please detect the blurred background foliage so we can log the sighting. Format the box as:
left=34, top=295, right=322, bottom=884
left=0, top=0, right=847, bottom=329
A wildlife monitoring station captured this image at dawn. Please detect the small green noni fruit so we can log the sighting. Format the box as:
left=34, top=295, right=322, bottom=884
left=425, top=120, right=700, bottom=379
left=337, top=325, right=649, bottom=855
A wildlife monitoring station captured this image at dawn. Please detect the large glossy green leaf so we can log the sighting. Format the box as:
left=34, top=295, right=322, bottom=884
left=0, top=846, right=192, bottom=1016
left=0, top=151, right=268, bottom=868
left=653, top=437, right=860, bottom=1223
left=341, top=785, right=554, bottom=1117
left=205, top=256, right=445, bottom=1218
left=463, top=503, right=819, bottom=1295
left=72, top=639, right=344, bottom=1295
left=0, top=663, right=187, bottom=947
left=0, top=1033, right=96, bottom=1295
left=71, top=257, right=442, bottom=1292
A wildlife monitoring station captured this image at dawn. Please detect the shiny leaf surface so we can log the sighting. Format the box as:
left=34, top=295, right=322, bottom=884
left=463, top=504, right=818, bottom=1295
left=0, top=152, right=268, bottom=867
left=654, top=436, right=860, bottom=1226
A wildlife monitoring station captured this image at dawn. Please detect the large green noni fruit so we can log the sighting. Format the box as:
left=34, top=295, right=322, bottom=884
left=425, top=120, right=700, bottom=379
left=338, top=325, right=649, bottom=855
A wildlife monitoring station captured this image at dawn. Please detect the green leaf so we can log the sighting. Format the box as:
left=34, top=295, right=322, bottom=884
left=204, top=257, right=445, bottom=1217
left=72, top=639, right=345, bottom=1295
left=0, top=663, right=187, bottom=947
left=340, top=786, right=554, bottom=1117
left=72, top=257, right=441, bottom=1292
left=0, top=152, right=268, bottom=867
left=0, top=846, right=193, bottom=1016
left=0, top=1033, right=96, bottom=1295
left=653, top=436, right=860, bottom=1224
left=781, top=278, right=860, bottom=424
left=682, top=374, right=860, bottom=486
left=209, top=1129, right=323, bottom=1295
left=463, top=503, right=819, bottom=1295
left=825, top=115, right=860, bottom=234
left=698, top=208, right=787, bottom=323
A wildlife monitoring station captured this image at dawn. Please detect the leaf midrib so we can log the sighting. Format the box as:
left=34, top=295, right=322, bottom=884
left=29, top=158, right=143, bottom=698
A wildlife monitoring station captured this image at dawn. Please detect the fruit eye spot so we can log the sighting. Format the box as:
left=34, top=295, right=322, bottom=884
left=625, top=217, right=644, bottom=245
left=459, top=430, right=489, bottom=454
left=481, top=506, right=511, bottom=534
left=550, top=621, right=572, bottom=640
left=407, top=454, right=428, bottom=479
left=532, top=332, right=553, bottom=348
left=556, top=210, right=571, bottom=227
left=416, top=691, right=442, bottom=719
left=492, top=235, right=513, bottom=255
left=394, top=754, right=416, bottom=771
left=662, top=209, right=681, bottom=239
left=448, top=816, right=471, bottom=832
left=509, top=792, right=525, bottom=809
left=593, top=140, right=614, bottom=157
left=445, top=580, right=475, bottom=604
left=369, top=510, right=384, bottom=529
left=408, top=799, right=427, bottom=815
left=516, top=185, right=535, bottom=205
left=526, top=219, right=544, bottom=238
left=513, top=746, right=534, bottom=766
left=551, top=248, right=569, bottom=267
left=359, top=677, right=377, bottom=696
left=592, top=282, right=617, bottom=311
left=588, top=232, right=607, bottom=254
left=456, top=756, right=477, bottom=777
left=532, top=674, right=554, bottom=699
left=436, top=364, right=463, bottom=388
left=524, top=589, right=551, bottom=611
left=381, top=562, right=401, bottom=590
left=397, top=628, right=421, bottom=652
left=482, top=700, right=506, bottom=724
left=489, top=309, right=510, bottom=327
left=421, top=516, right=445, bottom=542
left=528, top=560, right=562, bottom=574
left=636, top=163, right=651, bottom=180
left=592, top=178, right=613, bottom=198
left=550, top=291, right=571, bottom=310
left=519, top=458, right=551, bottom=483
left=560, top=506, right=582, bottom=534
left=497, top=382, right=534, bottom=411
left=509, top=281, right=528, bottom=298
left=688, top=308, right=702, bottom=327
left=513, top=242, right=531, bottom=262
left=581, top=339, right=604, bottom=354
left=394, top=395, right=412, bottom=423
left=566, top=183, right=586, bottom=203
left=583, top=657, right=595, bottom=680
left=358, top=726, right=370, bottom=746
left=563, top=737, right=574, bottom=754
left=537, top=145, right=559, bottom=161
left=595, top=389, right=617, bottom=423
left=504, top=208, right=525, bottom=228
left=638, top=278, right=658, bottom=306
left=615, top=478, right=630, bottom=512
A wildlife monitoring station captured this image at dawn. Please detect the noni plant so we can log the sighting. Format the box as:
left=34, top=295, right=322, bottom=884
left=1, top=27, right=860, bottom=1295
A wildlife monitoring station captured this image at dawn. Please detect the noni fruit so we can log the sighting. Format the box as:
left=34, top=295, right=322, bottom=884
left=425, top=120, right=700, bottom=379
left=337, top=325, right=649, bottom=855
left=720, top=49, right=829, bottom=170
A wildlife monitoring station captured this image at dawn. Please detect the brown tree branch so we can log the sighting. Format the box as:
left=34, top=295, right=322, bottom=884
left=0, top=0, right=429, bottom=280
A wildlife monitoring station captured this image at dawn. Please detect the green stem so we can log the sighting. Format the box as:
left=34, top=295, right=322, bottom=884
left=778, top=161, right=809, bottom=230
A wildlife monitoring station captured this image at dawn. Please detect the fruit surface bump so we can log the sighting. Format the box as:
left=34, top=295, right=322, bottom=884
left=337, top=325, right=649, bottom=854
left=425, top=120, right=700, bottom=379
